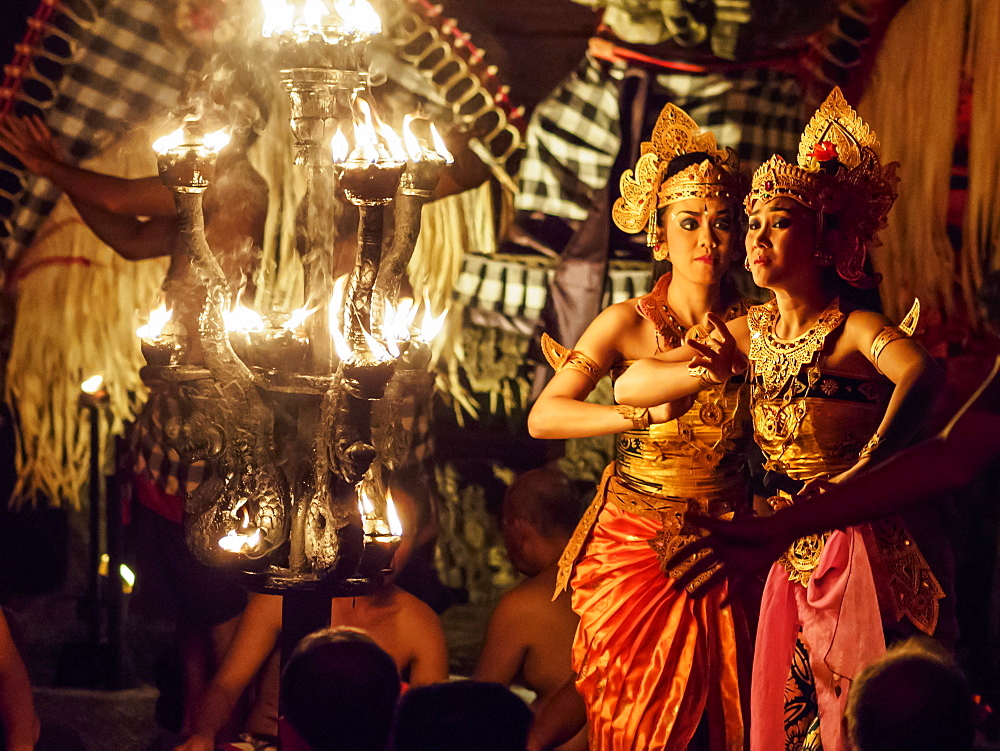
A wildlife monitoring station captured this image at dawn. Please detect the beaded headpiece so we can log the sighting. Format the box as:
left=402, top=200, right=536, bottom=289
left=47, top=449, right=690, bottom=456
left=747, top=87, right=899, bottom=286
left=612, top=103, right=741, bottom=248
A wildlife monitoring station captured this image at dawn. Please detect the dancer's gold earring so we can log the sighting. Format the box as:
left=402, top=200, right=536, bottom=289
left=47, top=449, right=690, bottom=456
left=653, top=243, right=669, bottom=262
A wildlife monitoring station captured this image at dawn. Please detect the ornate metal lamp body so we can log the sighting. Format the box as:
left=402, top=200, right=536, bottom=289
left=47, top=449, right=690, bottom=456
left=138, top=0, right=456, bottom=603
left=153, top=130, right=289, bottom=570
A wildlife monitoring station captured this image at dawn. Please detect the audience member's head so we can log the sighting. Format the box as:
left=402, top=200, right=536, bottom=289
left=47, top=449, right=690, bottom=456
left=502, top=467, right=581, bottom=576
left=280, top=627, right=402, bottom=751
left=390, top=680, right=532, bottom=751
left=845, top=637, right=975, bottom=751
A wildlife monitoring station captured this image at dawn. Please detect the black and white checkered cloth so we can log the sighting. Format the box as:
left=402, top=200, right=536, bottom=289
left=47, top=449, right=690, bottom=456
left=515, top=55, right=809, bottom=224
left=515, top=55, right=623, bottom=223
left=454, top=251, right=653, bottom=333
left=1, top=0, right=186, bottom=264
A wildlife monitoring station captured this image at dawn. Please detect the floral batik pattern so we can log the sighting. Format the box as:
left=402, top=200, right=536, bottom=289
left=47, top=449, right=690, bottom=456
left=783, top=634, right=822, bottom=751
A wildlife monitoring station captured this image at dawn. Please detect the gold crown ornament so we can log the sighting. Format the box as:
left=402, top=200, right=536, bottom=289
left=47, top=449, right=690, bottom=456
left=747, top=87, right=899, bottom=286
left=612, top=103, right=741, bottom=249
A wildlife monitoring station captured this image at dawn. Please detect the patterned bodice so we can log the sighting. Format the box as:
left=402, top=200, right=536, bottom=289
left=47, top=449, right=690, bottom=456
left=747, top=299, right=890, bottom=481
left=751, top=371, right=889, bottom=481
left=612, top=275, right=751, bottom=502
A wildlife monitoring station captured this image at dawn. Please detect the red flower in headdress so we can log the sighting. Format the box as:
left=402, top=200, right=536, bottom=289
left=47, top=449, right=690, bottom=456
left=811, top=141, right=838, bottom=163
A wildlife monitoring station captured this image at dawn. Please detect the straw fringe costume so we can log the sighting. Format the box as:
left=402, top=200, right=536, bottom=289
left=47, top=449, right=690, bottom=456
left=742, top=89, right=944, bottom=751
left=547, top=104, right=752, bottom=750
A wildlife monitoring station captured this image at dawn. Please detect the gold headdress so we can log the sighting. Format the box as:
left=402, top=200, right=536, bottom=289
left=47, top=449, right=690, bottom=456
left=747, top=87, right=899, bottom=286
left=612, top=103, right=741, bottom=250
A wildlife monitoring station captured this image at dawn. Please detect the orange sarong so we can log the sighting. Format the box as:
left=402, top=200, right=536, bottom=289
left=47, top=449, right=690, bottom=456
left=568, top=481, right=747, bottom=750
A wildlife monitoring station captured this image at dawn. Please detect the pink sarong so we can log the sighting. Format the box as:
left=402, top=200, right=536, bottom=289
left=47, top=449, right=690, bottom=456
left=751, top=526, right=885, bottom=751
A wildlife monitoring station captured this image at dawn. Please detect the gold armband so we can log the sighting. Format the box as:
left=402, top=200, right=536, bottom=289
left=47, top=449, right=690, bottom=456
left=541, top=333, right=602, bottom=383
left=614, top=404, right=650, bottom=431
left=871, top=298, right=920, bottom=374
left=858, top=432, right=883, bottom=461
left=870, top=327, right=906, bottom=371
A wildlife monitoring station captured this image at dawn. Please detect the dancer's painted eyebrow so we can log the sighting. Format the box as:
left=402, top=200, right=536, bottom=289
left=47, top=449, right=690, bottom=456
left=676, top=208, right=729, bottom=217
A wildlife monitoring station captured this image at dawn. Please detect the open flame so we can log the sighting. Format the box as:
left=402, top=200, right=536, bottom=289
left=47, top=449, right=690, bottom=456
left=81, top=375, right=104, bottom=394
left=358, top=486, right=377, bottom=535
left=136, top=304, right=172, bottom=339
left=402, top=115, right=421, bottom=162
left=334, top=0, right=381, bottom=35
left=152, top=128, right=185, bottom=155
left=282, top=307, right=317, bottom=331
left=152, top=127, right=230, bottom=155
left=330, top=129, right=350, bottom=164
left=223, top=305, right=266, bottom=332
left=350, top=100, right=406, bottom=164
left=357, top=486, right=402, bottom=538
left=429, top=124, right=454, bottom=164
left=386, top=490, right=403, bottom=536
left=219, top=499, right=263, bottom=554
left=203, top=129, right=231, bottom=153
left=378, top=122, right=406, bottom=163
left=401, top=117, right=454, bottom=164
left=361, top=325, right=394, bottom=362
left=262, top=0, right=380, bottom=39
left=350, top=100, right=381, bottom=164
left=384, top=297, right=417, bottom=347
left=330, top=278, right=352, bottom=361
left=415, top=303, right=447, bottom=343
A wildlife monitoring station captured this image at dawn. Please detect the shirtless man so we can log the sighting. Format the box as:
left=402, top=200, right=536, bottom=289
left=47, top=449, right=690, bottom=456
left=475, top=467, right=586, bottom=751
left=0, top=113, right=265, bottom=292
left=174, top=485, right=450, bottom=751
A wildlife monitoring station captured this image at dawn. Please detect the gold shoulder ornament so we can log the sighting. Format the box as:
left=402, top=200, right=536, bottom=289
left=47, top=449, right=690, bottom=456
left=870, top=298, right=920, bottom=373
left=611, top=102, right=742, bottom=247
left=540, top=333, right=602, bottom=383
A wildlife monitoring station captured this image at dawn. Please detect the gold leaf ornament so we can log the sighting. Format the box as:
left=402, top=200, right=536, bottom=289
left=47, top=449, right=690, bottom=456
left=612, top=152, right=662, bottom=235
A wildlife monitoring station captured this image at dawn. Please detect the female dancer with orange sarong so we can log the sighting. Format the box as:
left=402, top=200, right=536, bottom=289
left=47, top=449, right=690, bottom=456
left=616, top=88, right=946, bottom=751
left=528, top=103, right=752, bottom=750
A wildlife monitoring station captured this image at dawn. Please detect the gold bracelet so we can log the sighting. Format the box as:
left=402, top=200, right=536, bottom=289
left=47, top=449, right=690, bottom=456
left=614, top=404, right=650, bottom=431
left=859, top=432, right=883, bottom=461
left=687, top=364, right=722, bottom=387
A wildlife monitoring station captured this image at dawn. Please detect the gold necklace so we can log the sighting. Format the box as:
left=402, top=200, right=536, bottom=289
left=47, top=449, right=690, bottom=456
left=749, top=298, right=844, bottom=399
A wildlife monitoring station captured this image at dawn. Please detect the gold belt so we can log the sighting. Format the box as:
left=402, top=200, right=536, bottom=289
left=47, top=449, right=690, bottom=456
left=769, top=489, right=830, bottom=587
left=608, top=481, right=736, bottom=592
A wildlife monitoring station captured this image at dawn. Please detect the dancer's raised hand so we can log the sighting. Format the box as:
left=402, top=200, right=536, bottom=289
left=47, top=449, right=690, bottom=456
left=685, top=312, right=745, bottom=385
